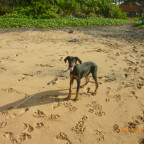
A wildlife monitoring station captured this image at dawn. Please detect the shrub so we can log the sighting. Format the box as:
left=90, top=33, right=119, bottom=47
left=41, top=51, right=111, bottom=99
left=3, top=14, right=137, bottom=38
left=0, top=0, right=127, bottom=19
left=140, top=14, right=144, bottom=20
left=97, top=2, right=127, bottom=19
left=14, top=1, right=60, bottom=19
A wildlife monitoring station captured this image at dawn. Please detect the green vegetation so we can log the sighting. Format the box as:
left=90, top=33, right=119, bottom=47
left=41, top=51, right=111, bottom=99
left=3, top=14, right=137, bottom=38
left=133, top=15, right=144, bottom=28
left=0, top=0, right=127, bottom=19
left=134, top=21, right=144, bottom=28
left=0, top=17, right=128, bottom=28
left=0, top=0, right=128, bottom=29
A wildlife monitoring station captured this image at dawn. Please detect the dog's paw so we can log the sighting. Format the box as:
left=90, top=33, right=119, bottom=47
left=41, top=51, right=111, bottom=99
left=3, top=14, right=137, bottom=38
left=73, top=98, right=79, bottom=101
left=92, top=89, right=98, bottom=96
left=92, top=92, right=96, bottom=96
left=65, top=96, right=71, bottom=101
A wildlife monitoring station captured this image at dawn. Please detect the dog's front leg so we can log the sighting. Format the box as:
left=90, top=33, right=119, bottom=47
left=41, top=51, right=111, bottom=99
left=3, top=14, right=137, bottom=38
left=66, top=79, right=74, bottom=100
left=74, top=79, right=80, bottom=101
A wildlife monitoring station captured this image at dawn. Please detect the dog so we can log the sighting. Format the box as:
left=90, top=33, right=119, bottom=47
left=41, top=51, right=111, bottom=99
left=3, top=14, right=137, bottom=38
left=64, top=56, right=98, bottom=101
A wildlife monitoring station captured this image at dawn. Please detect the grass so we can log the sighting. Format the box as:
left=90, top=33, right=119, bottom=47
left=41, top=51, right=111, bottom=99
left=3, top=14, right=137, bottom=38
left=0, top=17, right=128, bottom=28
left=134, top=20, right=144, bottom=28
left=130, top=18, right=144, bottom=29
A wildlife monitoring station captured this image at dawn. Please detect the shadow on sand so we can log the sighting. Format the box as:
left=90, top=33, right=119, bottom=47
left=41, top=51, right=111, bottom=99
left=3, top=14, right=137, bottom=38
left=0, top=88, right=71, bottom=112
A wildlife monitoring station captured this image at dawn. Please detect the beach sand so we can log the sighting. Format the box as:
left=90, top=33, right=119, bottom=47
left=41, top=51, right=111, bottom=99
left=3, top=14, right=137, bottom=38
left=0, top=24, right=144, bottom=144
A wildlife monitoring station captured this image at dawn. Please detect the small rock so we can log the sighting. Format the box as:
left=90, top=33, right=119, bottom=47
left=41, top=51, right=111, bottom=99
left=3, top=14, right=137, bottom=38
left=122, top=73, right=128, bottom=78
left=68, top=38, right=79, bottom=42
left=68, top=30, right=74, bottom=33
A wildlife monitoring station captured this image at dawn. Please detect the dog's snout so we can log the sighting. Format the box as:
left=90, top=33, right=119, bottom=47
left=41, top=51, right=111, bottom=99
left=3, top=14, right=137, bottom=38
left=69, top=63, right=73, bottom=68
left=69, top=62, right=76, bottom=68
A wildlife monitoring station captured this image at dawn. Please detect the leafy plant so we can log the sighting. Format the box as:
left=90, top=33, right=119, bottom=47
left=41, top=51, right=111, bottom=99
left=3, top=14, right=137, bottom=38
left=0, top=0, right=127, bottom=19
left=140, top=14, right=144, bottom=20
left=0, top=17, right=128, bottom=28
left=97, top=1, right=127, bottom=19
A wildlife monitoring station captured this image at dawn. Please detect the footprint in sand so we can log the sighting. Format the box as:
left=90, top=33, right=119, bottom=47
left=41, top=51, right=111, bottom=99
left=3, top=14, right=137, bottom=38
left=137, top=81, right=144, bottom=89
left=11, top=133, right=31, bottom=144
left=0, top=111, right=8, bottom=116
left=72, top=116, right=88, bottom=134
left=64, top=102, right=77, bottom=111
left=0, top=122, right=7, bottom=128
left=35, top=122, right=44, bottom=129
left=35, top=70, right=42, bottom=75
left=124, top=115, right=144, bottom=133
left=80, top=92, right=91, bottom=97
left=2, top=132, right=13, bottom=140
left=115, top=52, right=120, bottom=56
left=56, top=132, right=72, bottom=144
left=105, top=86, right=111, bottom=95
left=18, top=73, right=33, bottom=82
left=0, top=65, right=6, bottom=71
left=104, top=76, right=116, bottom=83
left=88, top=108, right=95, bottom=113
left=33, top=109, right=47, bottom=118
left=105, top=98, right=110, bottom=102
left=113, top=124, right=120, bottom=133
left=24, top=123, right=34, bottom=132
left=130, top=91, right=138, bottom=99
left=124, top=67, right=139, bottom=73
left=1, top=88, right=21, bottom=94
left=59, top=57, right=63, bottom=61
left=132, top=46, right=138, bottom=53
left=137, top=115, right=144, bottom=123
left=111, top=94, right=121, bottom=102
left=49, top=114, right=60, bottom=121
left=128, top=122, right=137, bottom=129
left=52, top=98, right=62, bottom=109
left=2, top=127, right=32, bottom=143
left=94, top=129, right=105, bottom=142
left=18, top=77, right=26, bottom=81
left=86, top=101, right=105, bottom=116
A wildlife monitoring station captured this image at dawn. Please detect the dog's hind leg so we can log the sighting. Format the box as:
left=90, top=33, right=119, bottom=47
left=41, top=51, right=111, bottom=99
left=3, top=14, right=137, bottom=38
left=94, top=77, right=98, bottom=95
left=92, top=68, right=98, bottom=95
left=80, top=75, right=89, bottom=88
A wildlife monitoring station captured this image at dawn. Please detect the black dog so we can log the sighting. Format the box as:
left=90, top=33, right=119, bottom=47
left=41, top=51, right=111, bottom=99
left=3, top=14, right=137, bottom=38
left=64, top=56, right=98, bottom=101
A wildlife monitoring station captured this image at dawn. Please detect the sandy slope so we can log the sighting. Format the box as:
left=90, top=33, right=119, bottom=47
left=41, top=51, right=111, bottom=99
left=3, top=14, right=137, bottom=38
left=0, top=25, right=144, bottom=144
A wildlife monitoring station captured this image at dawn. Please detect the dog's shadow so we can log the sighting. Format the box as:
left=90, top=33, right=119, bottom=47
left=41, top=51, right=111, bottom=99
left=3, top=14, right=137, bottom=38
left=0, top=88, right=70, bottom=112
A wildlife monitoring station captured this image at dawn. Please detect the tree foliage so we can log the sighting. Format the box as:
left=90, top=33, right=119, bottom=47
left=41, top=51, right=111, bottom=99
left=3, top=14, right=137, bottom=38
left=0, top=0, right=127, bottom=19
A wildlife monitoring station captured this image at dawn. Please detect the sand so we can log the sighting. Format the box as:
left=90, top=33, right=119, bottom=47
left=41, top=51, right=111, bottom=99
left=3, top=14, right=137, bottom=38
left=0, top=24, right=144, bottom=144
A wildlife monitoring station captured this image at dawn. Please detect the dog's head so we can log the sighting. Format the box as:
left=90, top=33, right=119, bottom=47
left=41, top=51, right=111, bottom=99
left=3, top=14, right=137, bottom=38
left=64, top=56, right=82, bottom=72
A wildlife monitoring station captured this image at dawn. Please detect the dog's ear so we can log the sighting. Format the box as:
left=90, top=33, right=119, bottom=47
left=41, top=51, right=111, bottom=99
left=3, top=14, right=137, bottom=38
left=74, top=57, right=82, bottom=64
left=64, top=56, right=70, bottom=63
